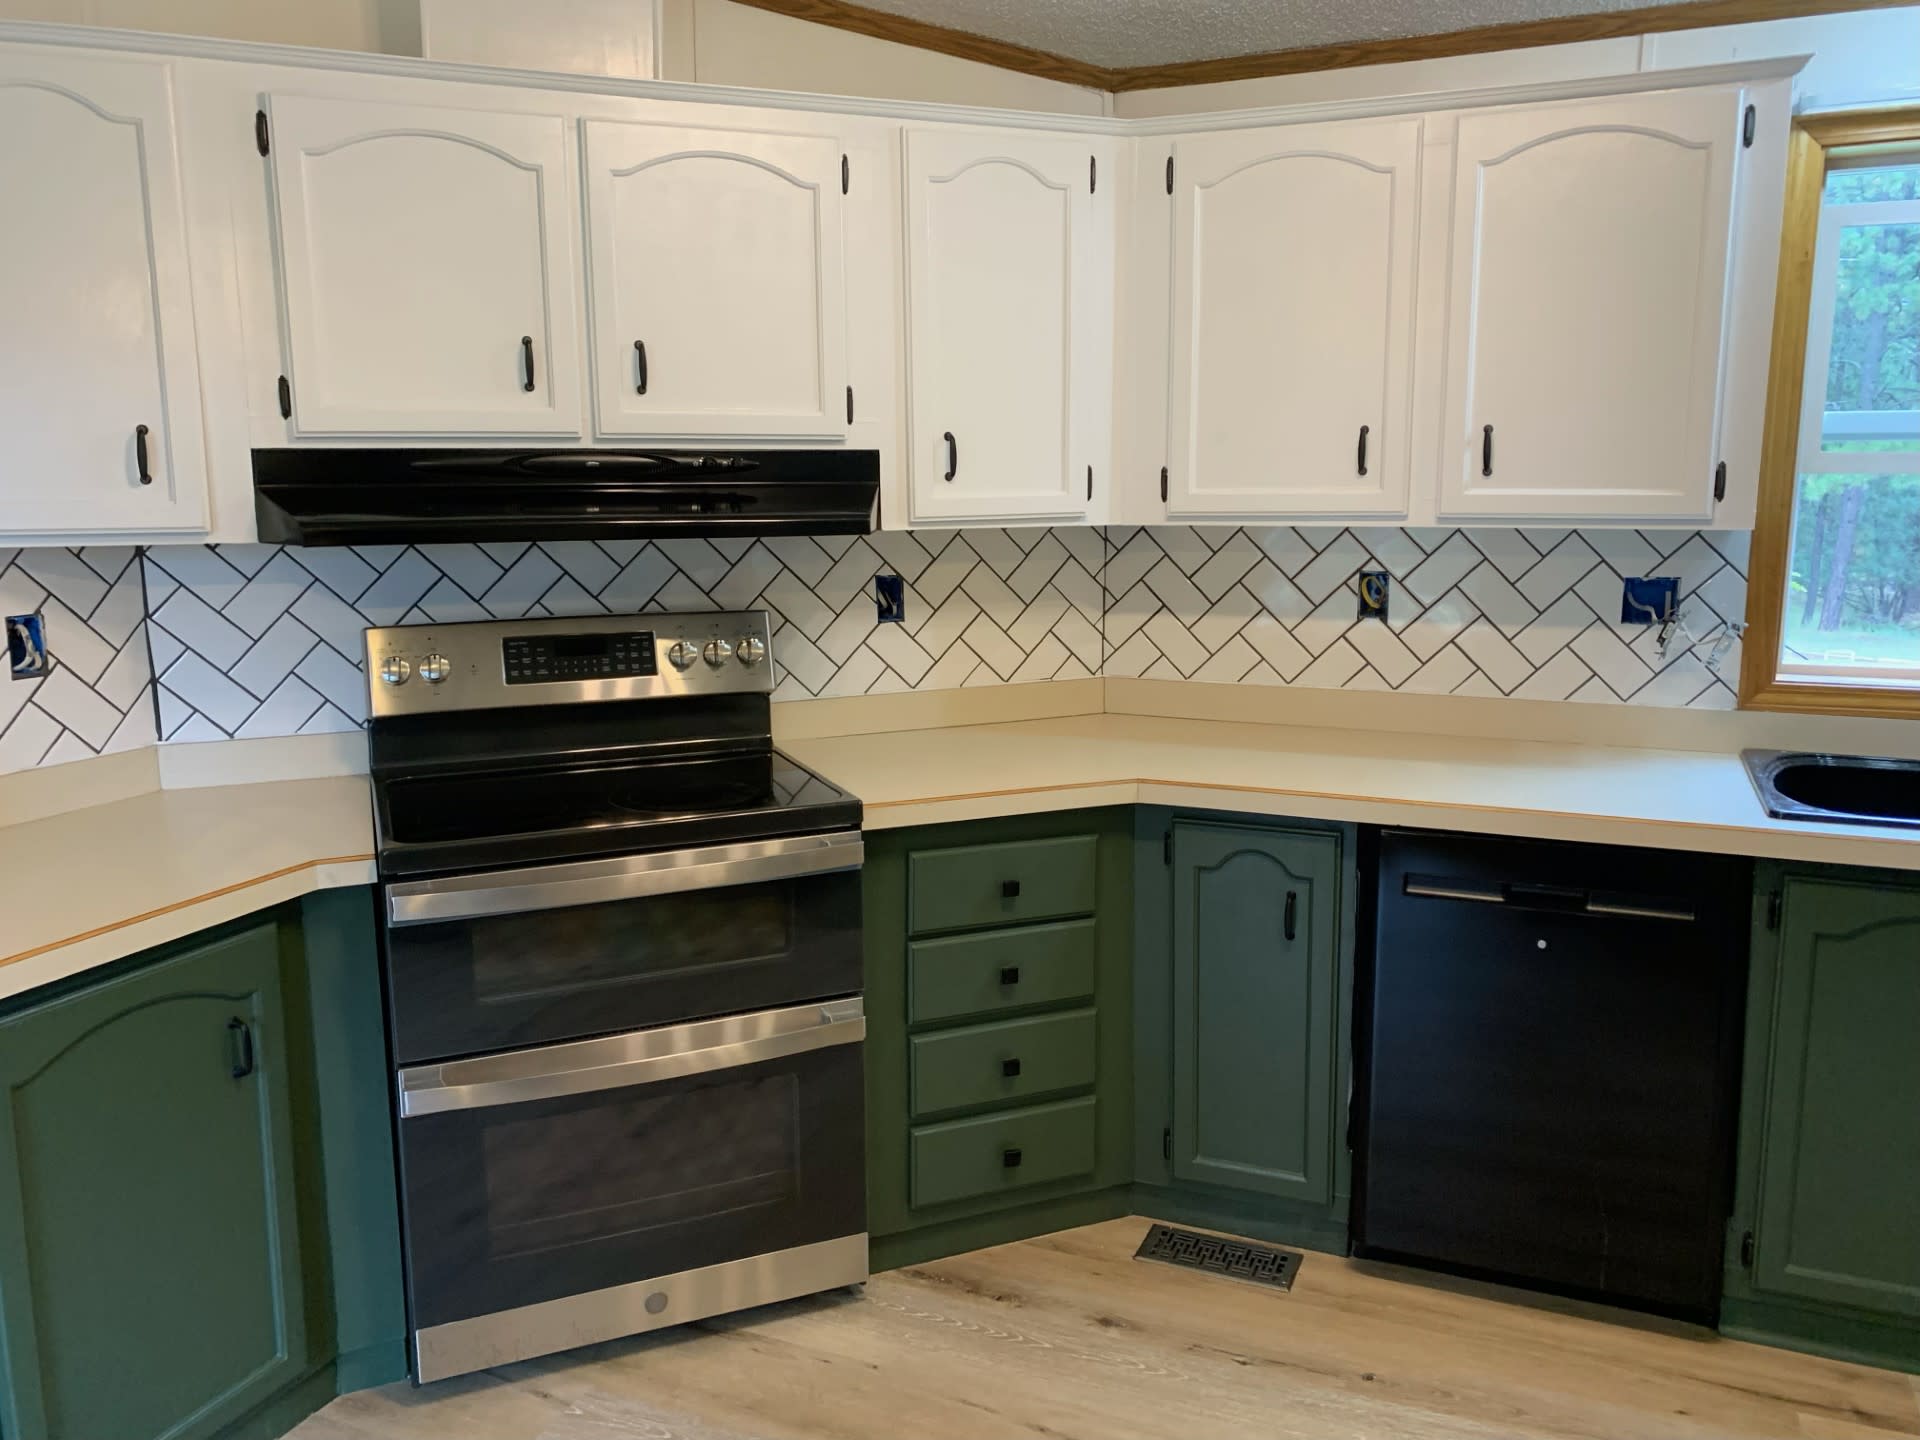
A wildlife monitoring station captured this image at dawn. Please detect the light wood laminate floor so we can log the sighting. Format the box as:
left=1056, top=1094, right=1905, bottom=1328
left=292, top=1219, right=1920, bottom=1440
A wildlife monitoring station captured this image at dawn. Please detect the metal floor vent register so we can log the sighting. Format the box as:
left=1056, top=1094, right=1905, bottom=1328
left=1134, top=1224, right=1302, bottom=1291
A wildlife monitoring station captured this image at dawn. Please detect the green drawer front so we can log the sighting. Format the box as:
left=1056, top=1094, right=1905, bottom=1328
left=911, top=1096, right=1099, bottom=1210
left=909, top=919, right=1098, bottom=1025
left=908, top=835, right=1097, bottom=935
left=911, top=1008, right=1097, bottom=1119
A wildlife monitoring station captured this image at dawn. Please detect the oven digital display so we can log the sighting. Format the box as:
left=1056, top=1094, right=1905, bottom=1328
left=503, top=631, right=656, bottom=684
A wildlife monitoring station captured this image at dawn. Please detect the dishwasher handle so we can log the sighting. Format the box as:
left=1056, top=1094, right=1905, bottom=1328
left=1402, top=873, right=1695, bottom=923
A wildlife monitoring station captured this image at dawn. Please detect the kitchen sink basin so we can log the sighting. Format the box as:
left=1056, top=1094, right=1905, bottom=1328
left=1743, top=750, right=1920, bottom=830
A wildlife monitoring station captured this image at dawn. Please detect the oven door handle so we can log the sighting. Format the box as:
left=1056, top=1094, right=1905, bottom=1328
left=385, top=830, right=864, bottom=926
left=399, top=998, right=865, bottom=1116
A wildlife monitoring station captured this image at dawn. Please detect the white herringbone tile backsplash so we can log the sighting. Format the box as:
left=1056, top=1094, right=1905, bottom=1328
left=0, top=524, right=1751, bottom=773
left=0, top=546, right=156, bottom=773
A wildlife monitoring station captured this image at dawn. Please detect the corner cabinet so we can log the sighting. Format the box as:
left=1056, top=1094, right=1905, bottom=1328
left=0, top=925, right=306, bottom=1440
left=264, top=93, right=583, bottom=437
left=1722, top=866, right=1920, bottom=1372
left=904, top=128, right=1114, bottom=524
left=582, top=119, right=847, bottom=438
left=1437, top=88, right=1742, bottom=523
left=0, top=46, right=208, bottom=537
left=1166, top=117, right=1420, bottom=519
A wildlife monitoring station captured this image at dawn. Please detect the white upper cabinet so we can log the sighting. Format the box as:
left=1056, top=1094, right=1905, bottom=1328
left=265, top=94, right=582, bottom=437
left=1167, top=117, right=1421, bottom=518
left=905, top=129, right=1113, bottom=523
left=1437, top=88, right=1742, bottom=522
left=583, top=119, right=845, bottom=437
left=0, top=47, right=207, bottom=536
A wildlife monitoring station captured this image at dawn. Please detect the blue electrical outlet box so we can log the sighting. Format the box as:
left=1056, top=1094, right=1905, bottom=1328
left=1621, top=576, right=1679, bottom=625
left=7, top=612, right=51, bottom=680
left=875, top=574, right=905, bottom=624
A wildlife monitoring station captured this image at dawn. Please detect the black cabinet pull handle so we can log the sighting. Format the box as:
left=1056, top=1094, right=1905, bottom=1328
left=999, top=965, right=1020, bottom=986
left=228, top=1017, right=255, bottom=1079
left=634, top=339, right=648, bottom=395
left=1481, top=424, right=1494, bottom=476
left=1002, top=1147, right=1023, bottom=1169
left=1002, top=1057, right=1022, bottom=1078
left=1001, top=879, right=1021, bottom=900
left=135, top=423, right=152, bottom=485
left=1356, top=424, right=1369, bottom=476
left=521, top=335, right=536, bottom=393
left=1283, top=890, right=1297, bottom=942
left=943, top=431, right=958, bottom=482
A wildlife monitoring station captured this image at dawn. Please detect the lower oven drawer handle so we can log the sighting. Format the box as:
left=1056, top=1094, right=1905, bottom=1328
left=399, top=1011, right=866, bottom=1117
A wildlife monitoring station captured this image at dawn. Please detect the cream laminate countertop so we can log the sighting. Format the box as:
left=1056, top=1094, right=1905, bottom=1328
left=785, top=713, right=1920, bottom=870
left=6, top=709, right=1918, bottom=1007
left=0, top=776, right=376, bottom=1003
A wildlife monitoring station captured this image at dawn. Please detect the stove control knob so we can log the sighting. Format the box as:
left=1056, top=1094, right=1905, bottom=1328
left=702, top=638, right=734, bottom=669
left=418, top=653, right=450, bottom=685
left=378, top=655, right=411, bottom=686
left=667, top=640, right=698, bottom=671
left=736, top=635, right=766, bottom=668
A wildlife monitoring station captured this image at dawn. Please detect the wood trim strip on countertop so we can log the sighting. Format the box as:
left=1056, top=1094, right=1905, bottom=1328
left=716, top=0, right=1115, bottom=89
left=723, top=0, right=1915, bottom=94
left=0, top=854, right=375, bottom=970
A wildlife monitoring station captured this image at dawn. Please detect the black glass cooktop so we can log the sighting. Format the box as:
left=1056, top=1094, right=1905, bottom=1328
left=373, top=747, right=860, bottom=879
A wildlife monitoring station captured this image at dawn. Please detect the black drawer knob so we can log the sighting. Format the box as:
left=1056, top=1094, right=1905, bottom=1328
left=1002, top=1057, right=1022, bottom=1078
left=1001, top=879, right=1022, bottom=900
left=1002, top=1147, right=1023, bottom=1169
left=998, top=965, right=1021, bottom=986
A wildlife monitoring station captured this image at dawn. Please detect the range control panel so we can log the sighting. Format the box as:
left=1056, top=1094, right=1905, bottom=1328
left=364, top=611, right=773, bottom=719
left=504, top=631, right=657, bottom=684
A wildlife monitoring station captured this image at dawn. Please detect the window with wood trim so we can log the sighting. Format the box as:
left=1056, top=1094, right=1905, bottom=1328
left=1743, top=110, right=1920, bottom=717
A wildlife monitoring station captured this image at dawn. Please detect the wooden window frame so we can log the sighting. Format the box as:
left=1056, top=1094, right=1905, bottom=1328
left=1741, top=107, right=1920, bottom=718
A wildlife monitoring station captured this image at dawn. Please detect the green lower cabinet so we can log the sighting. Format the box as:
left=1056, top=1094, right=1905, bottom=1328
left=0, top=925, right=306, bottom=1440
left=0, top=891, right=406, bottom=1440
left=865, top=810, right=1134, bottom=1269
left=1722, top=865, right=1920, bottom=1373
left=1134, top=811, right=1354, bottom=1253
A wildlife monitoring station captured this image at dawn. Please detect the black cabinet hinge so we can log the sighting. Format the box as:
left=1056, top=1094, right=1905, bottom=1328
left=1162, top=1126, right=1172, bottom=1162
left=1165, top=154, right=1174, bottom=194
left=276, top=373, right=292, bottom=420
left=1163, top=828, right=1172, bottom=865
left=840, top=153, right=849, bottom=194
left=1743, top=104, right=1757, bottom=147
left=255, top=108, right=270, bottom=157
left=1159, top=465, right=1169, bottom=503
left=1089, top=154, right=1097, bottom=193
left=846, top=385, right=854, bottom=425
left=1714, top=460, right=1728, bottom=503
left=1740, top=1229, right=1755, bottom=1267
left=1766, top=889, right=1782, bottom=931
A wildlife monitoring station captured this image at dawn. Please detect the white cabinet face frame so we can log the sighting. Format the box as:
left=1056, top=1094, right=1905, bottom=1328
left=265, top=93, right=583, bottom=437
left=583, top=119, right=846, bottom=438
left=1167, top=117, right=1422, bottom=519
left=0, top=47, right=208, bottom=536
left=1437, top=88, right=1742, bottom=523
left=904, top=129, right=1111, bottom=524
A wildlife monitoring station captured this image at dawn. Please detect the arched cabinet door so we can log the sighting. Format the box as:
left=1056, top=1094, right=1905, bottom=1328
left=1438, top=88, right=1742, bottom=522
left=0, top=48, right=207, bottom=535
left=265, top=93, right=582, bottom=437
left=1167, top=117, right=1421, bottom=519
left=905, top=129, right=1112, bottom=523
left=1168, top=823, right=1340, bottom=1203
left=584, top=120, right=846, bottom=438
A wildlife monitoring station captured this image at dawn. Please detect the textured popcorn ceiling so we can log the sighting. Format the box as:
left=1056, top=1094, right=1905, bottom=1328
left=852, top=0, right=1701, bottom=67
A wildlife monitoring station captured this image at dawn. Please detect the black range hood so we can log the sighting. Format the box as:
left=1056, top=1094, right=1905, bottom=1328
left=252, top=447, right=879, bottom=546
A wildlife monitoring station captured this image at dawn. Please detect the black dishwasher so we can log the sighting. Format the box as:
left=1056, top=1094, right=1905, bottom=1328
left=1354, top=829, right=1750, bottom=1322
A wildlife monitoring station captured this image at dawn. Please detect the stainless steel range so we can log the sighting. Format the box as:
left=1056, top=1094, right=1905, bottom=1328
left=364, top=610, right=867, bottom=1383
